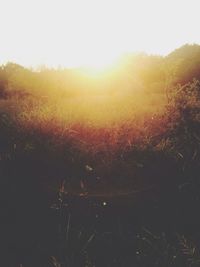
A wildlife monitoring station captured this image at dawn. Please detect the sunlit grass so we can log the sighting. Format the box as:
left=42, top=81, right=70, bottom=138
left=6, top=91, right=166, bottom=154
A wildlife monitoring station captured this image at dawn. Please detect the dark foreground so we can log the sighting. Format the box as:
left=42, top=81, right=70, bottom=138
left=2, top=177, right=200, bottom=267
left=1, top=125, right=200, bottom=267
left=1, top=120, right=200, bottom=266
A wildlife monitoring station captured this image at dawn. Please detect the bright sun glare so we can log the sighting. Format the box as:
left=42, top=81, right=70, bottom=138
left=0, top=0, right=200, bottom=69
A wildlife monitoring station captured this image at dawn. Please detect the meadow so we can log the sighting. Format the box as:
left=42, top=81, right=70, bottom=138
left=1, top=44, right=200, bottom=266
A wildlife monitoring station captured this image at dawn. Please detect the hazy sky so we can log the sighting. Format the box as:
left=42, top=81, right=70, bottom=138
left=0, top=0, right=200, bottom=68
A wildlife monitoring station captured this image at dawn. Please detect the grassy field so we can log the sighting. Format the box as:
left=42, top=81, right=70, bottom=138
left=1, top=45, right=200, bottom=266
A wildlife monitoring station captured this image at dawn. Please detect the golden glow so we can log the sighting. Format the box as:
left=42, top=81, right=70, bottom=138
left=0, top=0, right=200, bottom=68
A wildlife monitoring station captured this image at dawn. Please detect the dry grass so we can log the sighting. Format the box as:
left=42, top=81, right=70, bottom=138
left=0, top=88, right=167, bottom=156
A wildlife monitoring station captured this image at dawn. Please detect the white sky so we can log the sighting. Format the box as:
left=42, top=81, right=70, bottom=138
left=0, top=0, right=200, bottom=68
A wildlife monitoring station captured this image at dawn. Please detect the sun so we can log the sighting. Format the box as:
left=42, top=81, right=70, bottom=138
left=72, top=50, right=122, bottom=76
